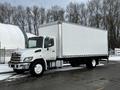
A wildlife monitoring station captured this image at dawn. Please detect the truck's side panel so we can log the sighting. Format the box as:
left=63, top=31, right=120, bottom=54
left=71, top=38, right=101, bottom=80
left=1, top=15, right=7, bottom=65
left=62, top=23, right=108, bottom=58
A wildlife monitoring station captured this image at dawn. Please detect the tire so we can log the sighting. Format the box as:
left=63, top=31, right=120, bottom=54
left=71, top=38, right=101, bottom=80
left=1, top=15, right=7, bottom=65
left=86, top=59, right=97, bottom=69
left=29, top=61, right=45, bottom=76
left=70, top=61, right=80, bottom=67
left=13, top=69, right=25, bottom=74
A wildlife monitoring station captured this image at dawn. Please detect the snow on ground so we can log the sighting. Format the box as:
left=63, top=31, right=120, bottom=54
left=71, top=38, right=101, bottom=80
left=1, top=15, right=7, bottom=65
left=0, top=64, right=13, bottom=73
left=0, top=73, right=28, bottom=81
left=0, top=57, right=11, bottom=64
left=0, top=74, right=12, bottom=81
left=0, top=64, right=28, bottom=81
left=0, top=64, right=13, bottom=81
left=97, top=63, right=104, bottom=66
left=5, top=74, right=29, bottom=82
left=109, top=55, right=120, bottom=61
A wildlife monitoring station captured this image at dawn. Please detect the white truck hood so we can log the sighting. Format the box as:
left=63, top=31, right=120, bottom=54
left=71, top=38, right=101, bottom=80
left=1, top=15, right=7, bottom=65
left=15, top=48, right=42, bottom=61
left=15, top=48, right=41, bottom=55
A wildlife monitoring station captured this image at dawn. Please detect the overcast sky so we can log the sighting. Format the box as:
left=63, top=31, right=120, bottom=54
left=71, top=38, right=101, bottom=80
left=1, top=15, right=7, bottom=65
left=0, top=0, right=88, bottom=8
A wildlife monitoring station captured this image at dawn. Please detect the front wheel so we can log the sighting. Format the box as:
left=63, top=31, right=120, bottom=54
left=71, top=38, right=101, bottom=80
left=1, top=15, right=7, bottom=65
left=86, top=59, right=97, bottom=69
left=29, top=61, right=45, bottom=76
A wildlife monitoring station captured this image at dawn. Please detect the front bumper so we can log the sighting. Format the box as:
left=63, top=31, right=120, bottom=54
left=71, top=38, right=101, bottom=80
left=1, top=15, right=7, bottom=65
left=8, top=62, right=30, bottom=70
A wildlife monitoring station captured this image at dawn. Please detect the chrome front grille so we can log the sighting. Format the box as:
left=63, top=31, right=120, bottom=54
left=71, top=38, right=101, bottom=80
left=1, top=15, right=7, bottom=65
left=11, top=53, right=21, bottom=62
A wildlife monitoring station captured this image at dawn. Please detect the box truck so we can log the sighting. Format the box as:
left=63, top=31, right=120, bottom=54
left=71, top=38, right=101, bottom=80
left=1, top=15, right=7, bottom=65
left=8, top=21, right=108, bottom=76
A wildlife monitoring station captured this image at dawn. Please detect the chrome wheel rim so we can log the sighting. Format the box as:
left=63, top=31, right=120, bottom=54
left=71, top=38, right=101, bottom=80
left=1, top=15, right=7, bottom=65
left=34, top=64, right=43, bottom=74
left=92, top=60, right=96, bottom=67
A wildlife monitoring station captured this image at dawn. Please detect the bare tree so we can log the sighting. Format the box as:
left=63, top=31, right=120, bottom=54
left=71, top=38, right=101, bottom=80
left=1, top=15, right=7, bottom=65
left=12, top=6, right=27, bottom=32
left=87, top=0, right=102, bottom=28
left=26, top=7, right=33, bottom=33
left=79, top=3, right=88, bottom=26
left=0, top=3, right=9, bottom=23
left=102, top=0, right=120, bottom=49
left=32, top=6, right=45, bottom=35
left=46, top=6, right=64, bottom=23
left=66, top=2, right=80, bottom=23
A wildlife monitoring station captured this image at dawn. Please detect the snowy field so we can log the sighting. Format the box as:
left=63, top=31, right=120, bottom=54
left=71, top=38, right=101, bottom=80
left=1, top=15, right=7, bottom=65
left=109, top=55, right=120, bottom=61
left=0, top=57, right=11, bottom=64
left=0, top=64, right=12, bottom=73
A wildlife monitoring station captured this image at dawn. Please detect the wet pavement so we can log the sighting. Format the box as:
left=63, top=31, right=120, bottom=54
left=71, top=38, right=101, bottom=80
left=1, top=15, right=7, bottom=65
left=0, top=61, right=120, bottom=90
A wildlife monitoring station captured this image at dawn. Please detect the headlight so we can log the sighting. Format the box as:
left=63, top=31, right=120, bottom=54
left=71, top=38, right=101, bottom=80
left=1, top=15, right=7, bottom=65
left=24, top=57, right=33, bottom=62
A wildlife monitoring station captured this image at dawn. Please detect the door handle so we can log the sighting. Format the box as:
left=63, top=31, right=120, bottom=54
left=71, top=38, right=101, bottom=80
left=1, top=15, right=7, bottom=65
left=47, top=48, right=49, bottom=51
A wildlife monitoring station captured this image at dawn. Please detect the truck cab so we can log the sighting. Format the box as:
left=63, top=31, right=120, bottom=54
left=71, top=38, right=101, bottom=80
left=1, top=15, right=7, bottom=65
left=9, top=36, right=57, bottom=76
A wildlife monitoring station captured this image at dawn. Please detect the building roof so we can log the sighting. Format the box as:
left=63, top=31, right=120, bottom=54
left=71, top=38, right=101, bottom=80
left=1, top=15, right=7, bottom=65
left=0, top=23, right=25, bottom=49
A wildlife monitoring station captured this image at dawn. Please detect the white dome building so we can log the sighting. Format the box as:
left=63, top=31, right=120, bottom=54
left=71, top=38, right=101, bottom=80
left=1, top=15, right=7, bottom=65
left=0, top=23, right=25, bottom=49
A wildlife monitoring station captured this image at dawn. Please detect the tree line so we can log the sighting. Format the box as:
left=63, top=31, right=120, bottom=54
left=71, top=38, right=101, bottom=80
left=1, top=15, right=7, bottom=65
left=0, top=0, right=120, bottom=50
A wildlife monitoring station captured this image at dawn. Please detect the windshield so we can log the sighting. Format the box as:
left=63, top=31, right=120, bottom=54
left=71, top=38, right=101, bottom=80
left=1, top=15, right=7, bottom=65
left=28, top=37, right=43, bottom=48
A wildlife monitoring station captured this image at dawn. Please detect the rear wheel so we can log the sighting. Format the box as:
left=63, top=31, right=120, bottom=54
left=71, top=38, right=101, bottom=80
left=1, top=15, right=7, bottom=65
left=29, top=61, right=45, bottom=76
left=86, top=59, right=97, bottom=69
left=13, top=69, right=25, bottom=74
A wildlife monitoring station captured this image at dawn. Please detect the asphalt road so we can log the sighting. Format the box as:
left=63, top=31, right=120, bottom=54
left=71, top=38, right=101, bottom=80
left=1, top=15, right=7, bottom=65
left=0, top=61, right=120, bottom=90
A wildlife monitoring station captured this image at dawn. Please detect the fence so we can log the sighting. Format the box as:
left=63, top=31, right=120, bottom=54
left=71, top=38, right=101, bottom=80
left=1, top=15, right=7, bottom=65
left=0, top=48, right=5, bottom=64
left=0, top=42, right=16, bottom=64
left=114, top=48, right=120, bottom=56
left=0, top=48, right=15, bottom=64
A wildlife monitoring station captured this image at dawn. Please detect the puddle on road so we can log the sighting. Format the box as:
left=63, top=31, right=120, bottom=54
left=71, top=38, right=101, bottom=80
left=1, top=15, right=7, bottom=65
left=5, top=74, right=29, bottom=82
left=86, top=78, right=109, bottom=90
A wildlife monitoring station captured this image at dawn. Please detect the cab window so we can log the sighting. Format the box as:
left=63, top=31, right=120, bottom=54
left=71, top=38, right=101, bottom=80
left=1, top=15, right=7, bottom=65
left=44, top=37, right=54, bottom=48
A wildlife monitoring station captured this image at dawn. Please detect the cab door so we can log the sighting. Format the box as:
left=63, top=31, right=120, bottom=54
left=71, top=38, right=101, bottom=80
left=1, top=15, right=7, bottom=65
left=43, top=37, right=56, bottom=60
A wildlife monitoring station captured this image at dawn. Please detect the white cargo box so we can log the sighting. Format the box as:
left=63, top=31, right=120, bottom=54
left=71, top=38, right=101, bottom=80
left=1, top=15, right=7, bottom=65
left=39, top=22, right=108, bottom=58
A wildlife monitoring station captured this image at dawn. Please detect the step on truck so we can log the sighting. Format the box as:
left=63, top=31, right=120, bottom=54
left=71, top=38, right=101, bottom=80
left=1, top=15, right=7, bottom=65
left=8, top=21, right=108, bottom=76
